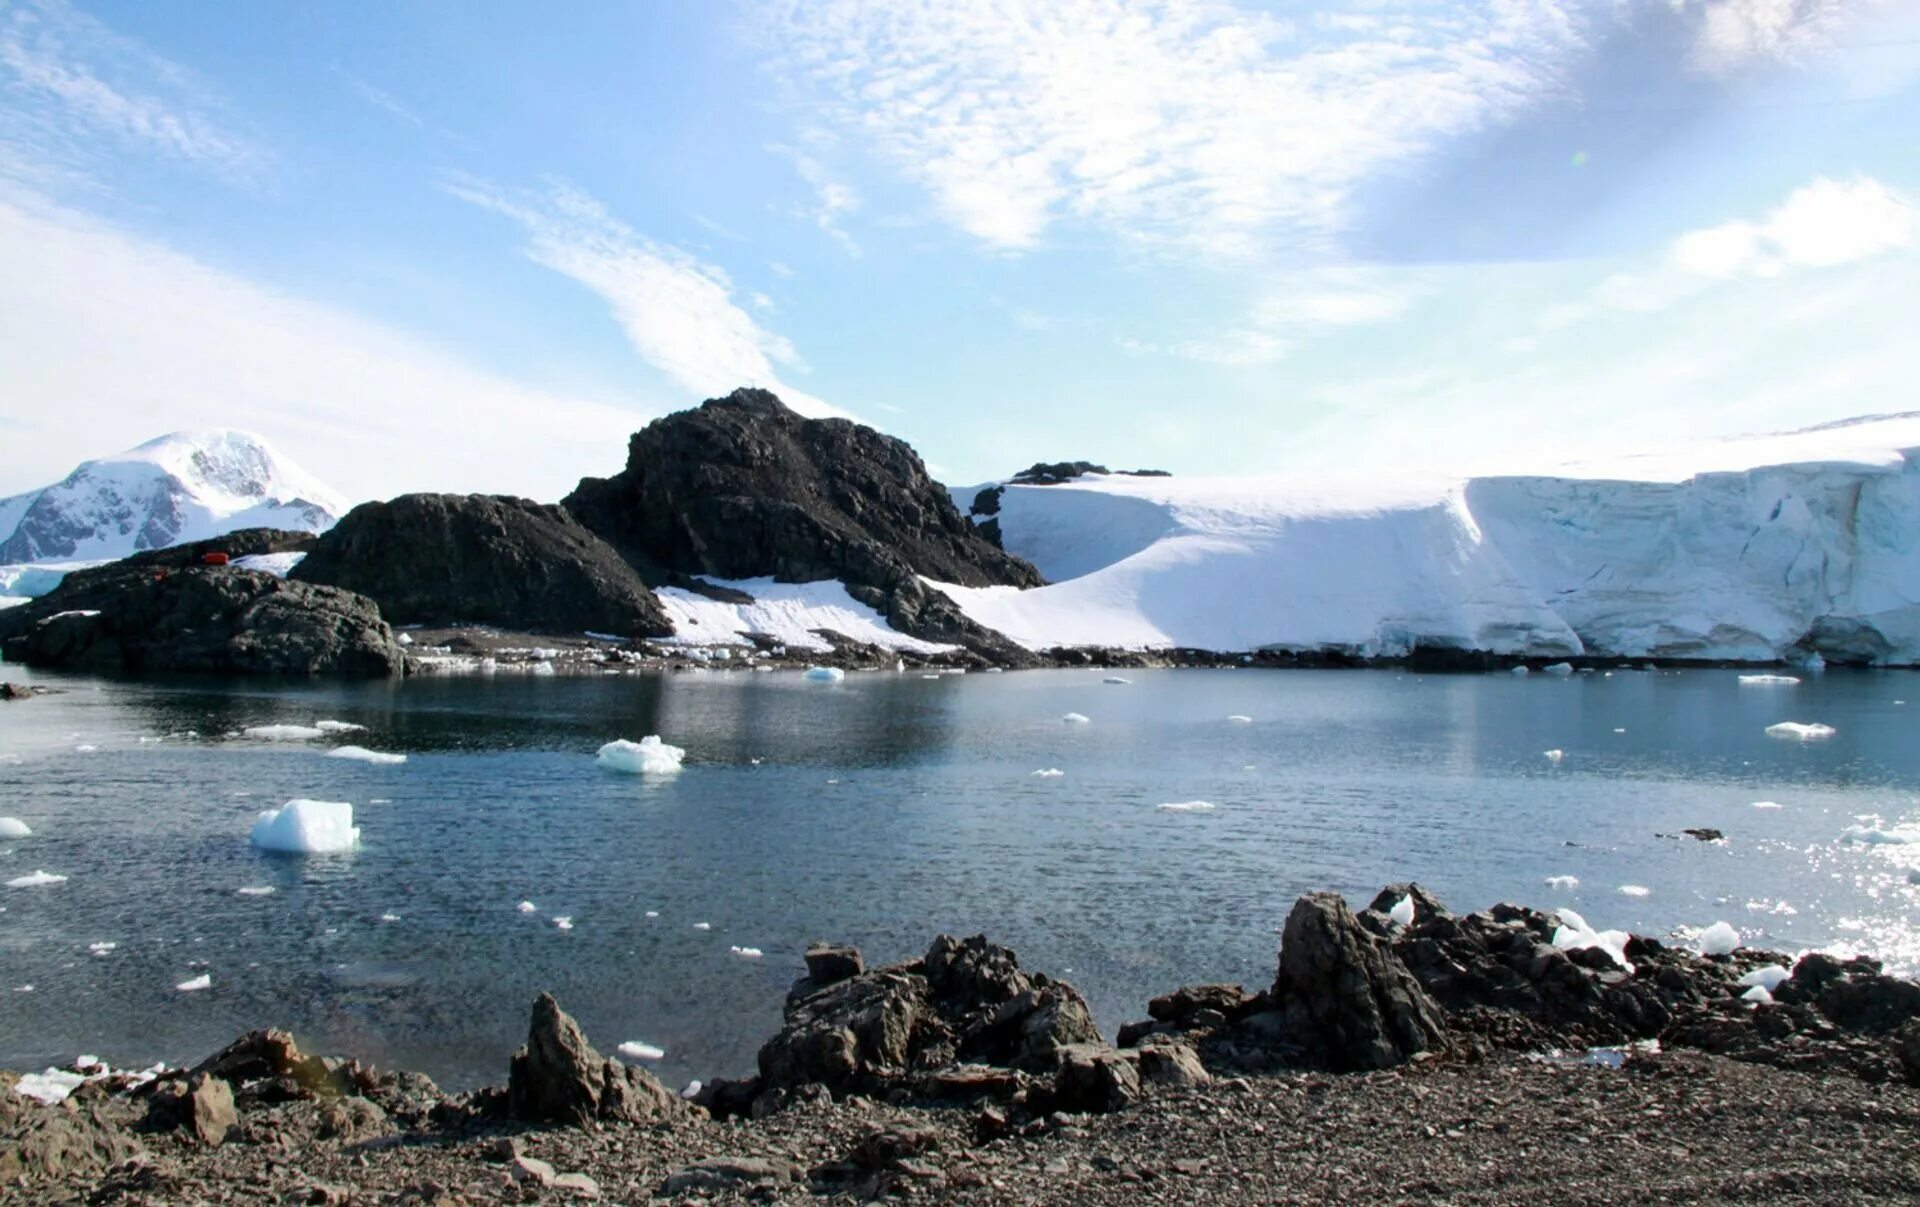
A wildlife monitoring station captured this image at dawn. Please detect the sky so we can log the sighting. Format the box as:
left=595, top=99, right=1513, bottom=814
left=1, top=0, right=1917, bottom=504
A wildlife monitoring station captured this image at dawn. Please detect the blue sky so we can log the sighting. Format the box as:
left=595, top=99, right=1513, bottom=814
left=2, top=0, right=1917, bottom=502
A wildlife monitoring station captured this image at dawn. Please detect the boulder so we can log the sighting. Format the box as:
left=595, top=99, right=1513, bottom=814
left=292, top=494, right=669, bottom=637
left=806, top=943, right=865, bottom=988
left=507, top=994, right=685, bottom=1126
left=188, top=1075, right=238, bottom=1147
left=0, top=1093, right=145, bottom=1183
left=1135, top=1040, right=1212, bottom=1090
left=1270, top=892, right=1449, bottom=1071
left=1049, top=1044, right=1142, bottom=1114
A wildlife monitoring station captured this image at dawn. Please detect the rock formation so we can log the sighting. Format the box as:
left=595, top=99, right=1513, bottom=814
left=507, top=993, right=686, bottom=1126
left=292, top=493, right=670, bottom=637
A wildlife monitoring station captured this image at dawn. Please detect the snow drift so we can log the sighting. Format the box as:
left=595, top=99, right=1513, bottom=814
left=937, top=413, right=1920, bottom=664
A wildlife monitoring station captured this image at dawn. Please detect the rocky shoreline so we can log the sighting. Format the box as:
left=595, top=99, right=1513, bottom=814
left=7, top=885, right=1920, bottom=1204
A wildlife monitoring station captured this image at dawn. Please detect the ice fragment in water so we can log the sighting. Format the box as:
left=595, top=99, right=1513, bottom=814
left=88, top=941, right=116, bottom=956
left=618, top=1041, right=665, bottom=1061
left=1751, top=801, right=1782, bottom=809
left=551, top=916, right=573, bottom=931
left=1543, top=662, right=1574, bottom=676
left=1062, top=712, right=1090, bottom=724
left=250, top=800, right=359, bottom=853
left=314, top=720, right=364, bottom=733
left=237, top=885, right=275, bottom=896
left=730, top=945, right=763, bottom=958
left=6, top=870, right=66, bottom=888
left=693, top=922, right=711, bottom=930
left=1617, top=885, right=1650, bottom=897
left=1226, top=715, right=1253, bottom=723
left=1738, top=675, right=1800, bottom=686
left=1695, top=921, right=1740, bottom=955
left=1510, top=666, right=1530, bottom=676
left=804, top=666, right=845, bottom=682
left=1840, top=824, right=1917, bottom=845
left=596, top=736, right=685, bottom=774
left=517, top=901, right=537, bottom=913
left=1032, top=768, right=1064, bottom=778
left=1543, top=749, right=1565, bottom=762
left=326, top=746, right=406, bottom=765
left=1103, top=676, right=1131, bottom=684
left=175, top=973, right=211, bottom=992
left=243, top=725, right=325, bottom=741
left=1156, top=801, right=1216, bottom=812
left=1545, top=875, right=1579, bottom=890
left=1765, top=721, right=1835, bottom=740
left=0, top=818, right=31, bottom=838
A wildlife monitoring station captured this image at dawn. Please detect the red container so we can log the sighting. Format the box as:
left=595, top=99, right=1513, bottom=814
left=201, top=551, right=230, bottom=566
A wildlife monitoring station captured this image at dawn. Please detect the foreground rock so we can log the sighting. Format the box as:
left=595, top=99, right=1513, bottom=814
left=507, top=993, right=688, bottom=1125
left=0, top=532, right=403, bottom=676
left=293, top=493, right=672, bottom=638
left=564, top=388, right=1044, bottom=660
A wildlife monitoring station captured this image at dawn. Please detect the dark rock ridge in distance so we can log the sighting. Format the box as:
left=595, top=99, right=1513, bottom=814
left=564, top=387, right=1044, bottom=661
left=291, top=493, right=671, bottom=638
left=1009, top=461, right=1172, bottom=485
left=0, top=529, right=404, bottom=677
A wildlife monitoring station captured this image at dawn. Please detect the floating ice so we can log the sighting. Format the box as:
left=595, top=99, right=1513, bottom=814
left=13, top=1070, right=89, bottom=1104
left=552, top=916, right=573, bottom=931
left=1226, top=715, right=1253, bottom=723
left=73, top=744, right=97, bottom=753
left=397, top=632, right=414, bottom=646
left=1156, top=801, right=1216, bottom=812
left=1738, top=674, right=1800, bottom=686
left=326, top=745, right=407, bottom=765
left=175, top=973, right=211, bottom=992
left=1543, top=662, right=1574, bottom=676
left=0, top=818, right=31, bottom=838
left=236, top=885, right=275, bottom=896
left=1840, top=824, right=1918, bottom=845
left=618, top=1041, right=665, bottom=1061
left=1551, top=908, right=1634, bottom=971
left=88, top=941, right=116, bottom=956
left=1032, top=768, right=1064, bottom=778
left=1388, top=896, right=1415, bottom=927
left=1695, top=921, right=1740, bottom=956
left=6, top=870, right=67, bottom=888
left=1738, top=964, right=1791, bottom=991
left=380, top=913, right=401, bottom=923
left=1751, top=801, right=1783, bottom=810
left=644, top=910, right=660, bottom=918
left=920, top=673, right=941, bottom=680
left=1545, top=875, right=1580, bottom=890
left=1103, top=676, right=1131, bottom=685
left=596, top=736, right=686, bottom=775
left=693, top=922, right=712, bottom=931
left=0, top=754, right=20, bottom=765
left=730, top=945, right=763, bottom=958
left=1061, top=712, right=1090, bottom=724
left=250, top=799, right=359, bottom=853
left=315, top=720, right=365, bottom=733
left=517, top=901, right=537, bottom=913
left=244, top=724, right=325, bottom=741
left=804, top=666, right=845, bottom=682
left=1618, top=885, right=1650, bottom=897
left=1543, top=749, right=1565, bottom=762
left=1510, top=666, right=1530, bottom=676
left=1765, top=721, right=1835, bottom=740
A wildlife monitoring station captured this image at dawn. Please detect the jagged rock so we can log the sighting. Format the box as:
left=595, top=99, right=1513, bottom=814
left=563, top=388, right=1042, bottom=658
left=1049, top=1044, right=1142, bottom=1114
left=1136, top=1040, right=1212, bottom=1090
left=1146, top=984, right=1256, bottom=1025
left=188, top=1074, right=238, bottom=1147
left=0, top=541, right=402, bottom=676
left=292, top=494, right=669, bottom=637
left=0, top=1093, right=145, bottom=1183
left=1271, top=892, right=1449, bottom=1071
left=658, top=1156, right=800, bottom=1196
left=316, top=1096, right=390, bottom=1142
left=507, top=993, right=685, bottom=1125
left=806, top=943, right=865, bottom=988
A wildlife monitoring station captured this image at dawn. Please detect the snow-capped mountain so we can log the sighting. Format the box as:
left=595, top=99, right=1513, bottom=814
left=940, top=412, right=1920, bottom=665
left=0, top=429, right=347, bottom=563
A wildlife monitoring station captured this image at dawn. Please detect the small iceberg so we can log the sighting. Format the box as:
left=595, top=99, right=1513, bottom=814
left=596, top=736, right=686, bottom=775
left=1740, top=985, right=1773, bottom=1004
left=250, top=800, right=359, bottom=854
left=6, top=870, right=67, bottom=888
left=1543, top=749, right=1565, bottom=762
left=315, top=720, right=365, bottom=733
left=1156, top=800, right=1216, bottom=812
left=0, top=817, right=31, bottom=839
left=175, top=973, right=211, bottom=992
left=1765, top=721, right=1835, bottom=740
left=1542, top=662, right=1575, bottom=676
left=1840, top=824, right=1918, bottom=845
left=1032, top=768, right=1064, bottom=778
left=693, top=922, right=712, bottom=931
left=1738, top=674, right=1800, bottom=686
left=618, top=1041, right=665, bottom=1061
left=552, top=916, right=573, bottom=931
left=1510, top=666, right=1530, bottom=676
left=1545, top=875, right=1579, bottom=890
left=1738, top=964, right=1791, bottom=991
left=1551, top=907, right=1633, bottom=971
left=1694, top=921, right=1740, bottom=956
left=326, top=746, right=407, bottom=765
left=1225, top=715, right=1253, bottom=724
left=1062, top=712, right=1090, bottom=724
left=87, top=941, right=116, bottom=956
left=517, top=901, right=537, bottom=913
left=1103, top=676, right=1131, bottom=685
left=379, top=913, right=401, bottom=923
left=1388, top=895, right=1415, bottom=927
left=804, top=666, right=846, bottom=682
left=1617, top=884, right=1650, bottom=897
left=243, top=724, right=326, bottom=741
left=236, top=885, right=276, bottom=896
left=1751, top=801, right=1782, bottom=810
left=730, top=945, right=763, bottom=958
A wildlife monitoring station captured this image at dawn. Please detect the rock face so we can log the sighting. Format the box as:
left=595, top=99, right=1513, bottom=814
left=0, top=533, right=404, bottom=676
left=563, top=389, right=1043, bottom=657
left=1272, top=892, right=1450, bottom=1071
left=508, top=993, right=685, bottom=1126
left=292, top=493, right=670, bottom=637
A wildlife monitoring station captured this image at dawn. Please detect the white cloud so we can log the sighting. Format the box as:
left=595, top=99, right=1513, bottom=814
left=761, top=0, right=1588, bottom=259
left=0, top=190, right=647, bottom=503
left=1680, top=0, right=1860, bottom=75
left=0, top=0, right=255, bottom=178
left=771, top=142, right=862, bottom=256
left=1671, top=176, right=1914, bottom=278
left=1122, top=267, right=1422, bottom=364
left=449, top=179, right=845, bottom=418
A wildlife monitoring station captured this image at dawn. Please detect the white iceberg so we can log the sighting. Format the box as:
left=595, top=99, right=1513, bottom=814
left=6, top=870, right=67, bottom=888
left=596, top=736, right=686, bottom=775
left=552, top=916, right=573, bottom=931
left=1388, top=896, right=1415, bottom=927
left=517, top=901, right=537, bottom=913
left=1551, top=907, right=1634, bottom=971
left=1751, top=800, right=1783, bottom=809
left=1226, top=715, right=1253, bottom=723
left=314, top=720, right=365, bottom=733
left=1545, top=875, right=1579, bottom=890
left=250, top=799, right=359, bottom=853
left=0, top=817, right=31, bottom=839
left=380, top=913, right=401, bottom=923
left=693, top=922, right=711, bottom=931
left=1032, top=768, right=1064, bottom=778
left=1157, top=800, right=1216, bottom=812
left=1840, top=824, right=1918, bottom=845
left=236, top=885, right=276, bottom=896
left=1738, top=674, right=1800, bottom=686
left=1765, top=721, right=1835, bottom=740
left=618, top=1041, right=665, bottom=1061
left=326, top=745, right=407, bottom=765
left=175, top=973, right=211, bottom=992
left=1062, top=712, right=1091, bottom=724
left=1618, top=884, right=1651, bottom=897
left=1741, top=985, right=1773, bottom=1004
left=1695, top=921, right=1740, bottom=956
left=1542, top=662, right=1575, bottom=676
left=1738, top=964, right=1791, bottom=991
left=804, top=666, right=846, bottom=682
left=730, top=945, right=763, bottom=958
left=1103, top=676, right=1131, bottom=684
left=243, top=724, right=325, bottom=742
left=87, top=941, right=116, bottom=956
left=1543, top=749, right=1565, bottom=762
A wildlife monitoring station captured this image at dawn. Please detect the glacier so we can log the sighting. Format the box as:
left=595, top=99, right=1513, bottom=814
left=934, top=413, right=1920, bottom=665
left=0, top=429, right=344, bottom=569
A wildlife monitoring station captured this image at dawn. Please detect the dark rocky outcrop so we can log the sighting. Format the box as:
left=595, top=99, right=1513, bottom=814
left=564, top=389, right=1042, bottom=659
left=507, top=993, right=686, bottom=1126
left=1008, top=462, right=1171, bottom=485
left=292, top=493, right=670, bottom=638
left=1271, top=892, right=1450, bottom=1070
left=0, top=536, right=403, bottom=677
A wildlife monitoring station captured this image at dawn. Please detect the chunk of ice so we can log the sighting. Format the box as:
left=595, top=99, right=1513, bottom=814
left=88, top=941, right=116, bottom=956
left=1545, top=875, right=1579, bottom=890
left=1062, top=712, right=1090, bottom=724
left=618, top=1041, right=665, bottom=1061
left=1841, top=824, right=1917, bottom=845
left=1750, top=801, right=1782, bottom=809
left=1543, top=749, right=1565, bottom=762
left=1695, top=921, right=1740, bottom=956
left=250, top=800, right=359, bottom=853
left=1388, top=896, right=1415, bottom=927
left=551, top=916, right=573, bottom=931
left=1738, top=964, right=1790, bottom=991
left=804, top=667, right=846, bottom=682
left=244, top=725, right=325, bottom=741
left=730, top=945, right=763, bottom=958
left=517, top=901, right=537, bottom=913
left=1226, top=715, right=1253, bottom=723
left=1738, top=674, right=1800, bottom=686
left=380, top=913, right=401, bottom=923
left=1617, top=884, right=1650, bottom=897
left=326, top=746, right=407, bottom=765
left=1103, top=676, right=1131, bottom=684
left=73, top=744, right=97, bottom=753
left=236, top=886, right=275, bottom=896
left=596, top=736, right=686, bottom=775
left=1156, top=801, right=1216, bottom=812
left=0, top=818, right=31, bottom=838
left=1510, top=666, right=1530, bottom=676
left=693, top=922, right=711, bottom=931
left=176, top=973, right=211, bottom=992
left=1032, top=768, right=1064, bottom=778
left=6, top=870, right=66, bottom=888
left=1542, top=662, right=1574, bottom=676
left=1765, top=721, right=1835, bottom=740
left=1551, top=910, right=1633, bottom=971
left=1740, top=985, right=1773, bottom=1004
left=315, top=720, right=365, bottom=733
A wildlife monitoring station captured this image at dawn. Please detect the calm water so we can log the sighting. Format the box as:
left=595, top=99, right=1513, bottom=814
left=2, top=664, right=1917, bottom=1091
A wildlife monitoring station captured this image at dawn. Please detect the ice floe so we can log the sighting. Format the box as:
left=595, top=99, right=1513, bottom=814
left=1765, top=721, right=1835, bottom=740
left=517, top=901, right=537, bottom=913
left=250, top=799, right=359, bottom=853
left=1156, top=801, right=1216, bottom=812
left=73, top=744, right=97, bottom=753
left=552, top=916, right=573, bottom=931
left=804, top=666, right=846, bottom=683
left=6, top=869, right=67, bottom=888
left=1840, top=824, right=1918, bottom=845
left=1103, top=676, right=1131, bottom=685
left=730, top=945, right=763, bottom=958
left=1226, top=715, right=1253, bottom=723
left=1695, top=921, right=1740, bottom=956
left=1543, top=749, right=1565, bottom=762
left=1738, top=964, right=1791, bottom=991
left=1545, top=875, right=1579, bottom=890
left=1738, top=674, right=1801, bottom=686
left=1551, top=907, right=1633, bottom=971
left=596, top=736, right=686, bottom=775
left=1751, top=800, right=1783, bottom=809
left=326, top=745, right=407, bottom=765
left=1542, top=662, right=1574, bottom=676
left=236, top=885, right=275, bottom=896
left=693, top=922, right=712, bottom=931
left=1062, top=712, right=1090, bottom=724
left=175, top=974, right=211, bottom=992
left=0, top=818, right=31, bottom=838
left=314, top=720, right=364, bottom=733
left=243, top=724, right=325, bottom=741
left=1032, top=768, right=1064, bottom=778
left=618, top=1041, right=665, bottom=1061
left=87, top=941, right=116, bottom=956
left=380, top=913, right=401, bottom=923
left=1618, top=884, right=1651, bottom=897
left=1510, top=666, right=1530, bottom=676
